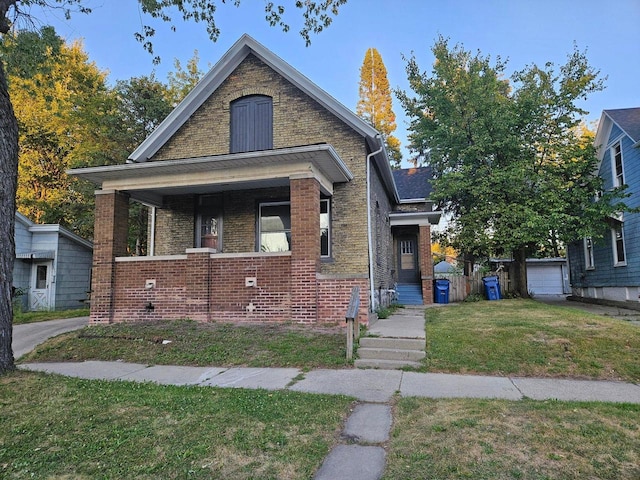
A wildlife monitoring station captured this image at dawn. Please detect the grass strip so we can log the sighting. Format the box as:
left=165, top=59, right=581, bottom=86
left=19, top=319, right=350, bottom=369
left=423, top=299, right=640, bottom=382
left=0, top=371, right=352, bottom=479
left=13, top=308, right=89, bottom=325
left=385, top=397, right=640, bottom=480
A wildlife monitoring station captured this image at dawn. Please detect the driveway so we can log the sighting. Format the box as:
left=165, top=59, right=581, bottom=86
left=12, top=317, right=89, bottom=359
left=534, top=295, right=640, bottom=325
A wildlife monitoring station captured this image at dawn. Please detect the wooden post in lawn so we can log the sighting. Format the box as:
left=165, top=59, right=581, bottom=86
left=345, top=286, right=360, bottom=361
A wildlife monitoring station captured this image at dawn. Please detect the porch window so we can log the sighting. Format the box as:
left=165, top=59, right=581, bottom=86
left=320, top=199, right=330, bottom=257
left=584, top=237, right=594, bottom=270
left=611, top=141, right=624, bottom=187
left=611, top=221, right=626, bottom=266
left=259, top=202, right=291, bottom=252
left=230, top=95, right=273, bottom=153
left=258, top=199, right=331, bottom=256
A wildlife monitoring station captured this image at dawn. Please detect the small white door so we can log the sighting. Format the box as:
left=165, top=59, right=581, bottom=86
left=30, top=261, right=53, bottom=310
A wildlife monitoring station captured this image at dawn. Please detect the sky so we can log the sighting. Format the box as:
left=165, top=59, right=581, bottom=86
left=22, top=0, right=640, bottom=167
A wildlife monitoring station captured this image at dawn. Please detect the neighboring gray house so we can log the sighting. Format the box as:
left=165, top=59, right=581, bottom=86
left=14, top=212, right=93, bottom=311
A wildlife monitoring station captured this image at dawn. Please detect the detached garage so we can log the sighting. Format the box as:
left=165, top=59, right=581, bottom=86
left=526, top=258, right=569, bottom=295
left=491, top=258, right=570, bottom=296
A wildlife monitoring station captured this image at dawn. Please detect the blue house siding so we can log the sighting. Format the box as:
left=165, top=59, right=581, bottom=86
left=54, top=235, right=93, bottom=310
left=568, top=108, right=640, bottom=304
left=13, top=219, right=32, bottom=311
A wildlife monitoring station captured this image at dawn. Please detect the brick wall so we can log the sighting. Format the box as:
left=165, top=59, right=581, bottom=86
left=90, top=191, right=129, bottom=323
left=317, top=275, right=370, bottom=325
left=108, top=252, right=368, bottom=325
left=370, top=159, right=394, bottom=297
left=419, top=224, right=434, bottom=304
left=154, top=195, right=195, bottom=255
left=111, top=253, right=293, bottom=323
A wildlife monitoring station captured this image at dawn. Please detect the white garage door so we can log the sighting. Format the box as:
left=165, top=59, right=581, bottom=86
left=527, top=265, right=564, bottom=295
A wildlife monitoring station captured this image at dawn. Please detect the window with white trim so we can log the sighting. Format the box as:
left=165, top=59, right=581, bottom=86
left=611, top=141, right=624, bottom=187
left=257, top=199, right=331, bottom=256
left=584, top=237, right=594, bottom=270
left=611, top=221, right=626, bottom=266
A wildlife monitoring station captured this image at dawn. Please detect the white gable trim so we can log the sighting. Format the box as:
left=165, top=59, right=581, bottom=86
left=129, top=34, right=380, bottom=163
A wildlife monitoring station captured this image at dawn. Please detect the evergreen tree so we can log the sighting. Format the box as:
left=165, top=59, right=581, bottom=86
left=357, top=48, right=402, bottom=167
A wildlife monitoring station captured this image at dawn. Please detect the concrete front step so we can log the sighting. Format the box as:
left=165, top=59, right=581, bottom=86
left=356, top=336, right=426, bottom=369
left=357, top=347, right=425, bottom=362
left=354, top=358, right=422, bottom=369
left=359, top=337, right=425, bottom=350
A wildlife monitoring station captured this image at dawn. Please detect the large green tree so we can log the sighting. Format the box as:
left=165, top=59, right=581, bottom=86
left=0, top=0, right=347, bottom=374
left=4, top=27, right=112, bottom=235
left=399, top=37, right=630, bottom=296
left=357, top=47, right=402, bottom=167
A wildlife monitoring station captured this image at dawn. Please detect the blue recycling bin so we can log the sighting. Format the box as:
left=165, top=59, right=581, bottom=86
left=482, top=275, right=502, bottom=301
left=434, top=279, right=450, bottom=304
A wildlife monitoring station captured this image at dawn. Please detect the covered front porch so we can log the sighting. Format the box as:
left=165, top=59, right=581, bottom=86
left=390, top=212, right=440, bottom=306
left=70, top=145, right=369, bottom=325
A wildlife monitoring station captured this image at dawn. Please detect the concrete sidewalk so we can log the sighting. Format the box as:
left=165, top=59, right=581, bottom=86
left=18, top=360, right=640, bottom=404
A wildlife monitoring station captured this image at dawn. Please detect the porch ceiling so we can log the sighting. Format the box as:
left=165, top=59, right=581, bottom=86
left=68, top=144, right=352, bottom=206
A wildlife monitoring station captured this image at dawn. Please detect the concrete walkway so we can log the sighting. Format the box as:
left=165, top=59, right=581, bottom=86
left=12, top=316, right=88, bottom=359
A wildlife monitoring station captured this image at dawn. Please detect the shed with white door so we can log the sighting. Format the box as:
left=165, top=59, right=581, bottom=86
left=13, top=212, right=93, bottom=311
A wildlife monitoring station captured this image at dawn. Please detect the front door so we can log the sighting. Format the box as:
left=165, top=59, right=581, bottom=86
left=397, top=236, right=419, bottom=283
left=30, top=261, right=52, bottom=311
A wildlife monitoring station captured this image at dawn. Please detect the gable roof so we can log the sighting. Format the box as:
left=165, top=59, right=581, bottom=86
left=604, top=107, right=640, bottom=144
left=127, top=34, right=398, bottom=202
left=130, top=34, right=380, bottom=162
left=392, top=167, right=434, bottom=200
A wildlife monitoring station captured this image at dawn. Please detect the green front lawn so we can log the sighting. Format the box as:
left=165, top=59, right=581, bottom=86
left=0, top=371, right=352, bottom=479
left=423, top=299, right=640, bottom=382
left=385, top=397, right=640, bottom=480
left=19, top=320, right=350, bottom=369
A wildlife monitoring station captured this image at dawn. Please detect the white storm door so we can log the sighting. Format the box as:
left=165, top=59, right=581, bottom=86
left=30, top=261, right=53, bottom=310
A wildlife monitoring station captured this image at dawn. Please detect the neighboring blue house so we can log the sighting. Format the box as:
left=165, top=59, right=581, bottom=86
left=568, top=107, right=640, bottom=305
left=13, top=212, right=93, bottom=311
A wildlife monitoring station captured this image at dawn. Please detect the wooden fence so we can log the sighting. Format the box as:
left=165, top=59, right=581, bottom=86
left=434, top=271, right=511, bottom=303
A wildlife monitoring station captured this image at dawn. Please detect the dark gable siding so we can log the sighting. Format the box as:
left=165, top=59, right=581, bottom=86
left=230, top=95, right=273, bottom=153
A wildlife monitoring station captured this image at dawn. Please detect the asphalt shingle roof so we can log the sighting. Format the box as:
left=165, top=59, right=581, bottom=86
left=392, top=167, right=434, bottom=200
left=605, top=107, right=640, bottom=143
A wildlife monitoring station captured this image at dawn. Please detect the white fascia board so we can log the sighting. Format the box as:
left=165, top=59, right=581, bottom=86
left=389, top=211, right=442, bottom=226
left=28, top=224, right=92, bottom=251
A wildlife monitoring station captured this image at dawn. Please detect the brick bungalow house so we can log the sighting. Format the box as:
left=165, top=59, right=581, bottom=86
left=69, top=35, right=440, bottom=325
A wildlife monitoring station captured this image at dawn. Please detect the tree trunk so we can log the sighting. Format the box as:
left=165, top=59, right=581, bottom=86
left=0, top=57, right=18, bottom=374
left=512, top=247, right=529, bottom=299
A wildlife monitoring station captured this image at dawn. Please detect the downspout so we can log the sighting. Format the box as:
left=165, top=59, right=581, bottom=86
left=366, top=135, right=384, bottom=313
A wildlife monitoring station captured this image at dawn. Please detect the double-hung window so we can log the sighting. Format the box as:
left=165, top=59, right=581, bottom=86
left=611, top=141, right=624, bottom=187
left=258, top=199, right=331, bottom=256
left=584, top=237, right=594, bottom=270
left=611, top=221, right=626, bottom=266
